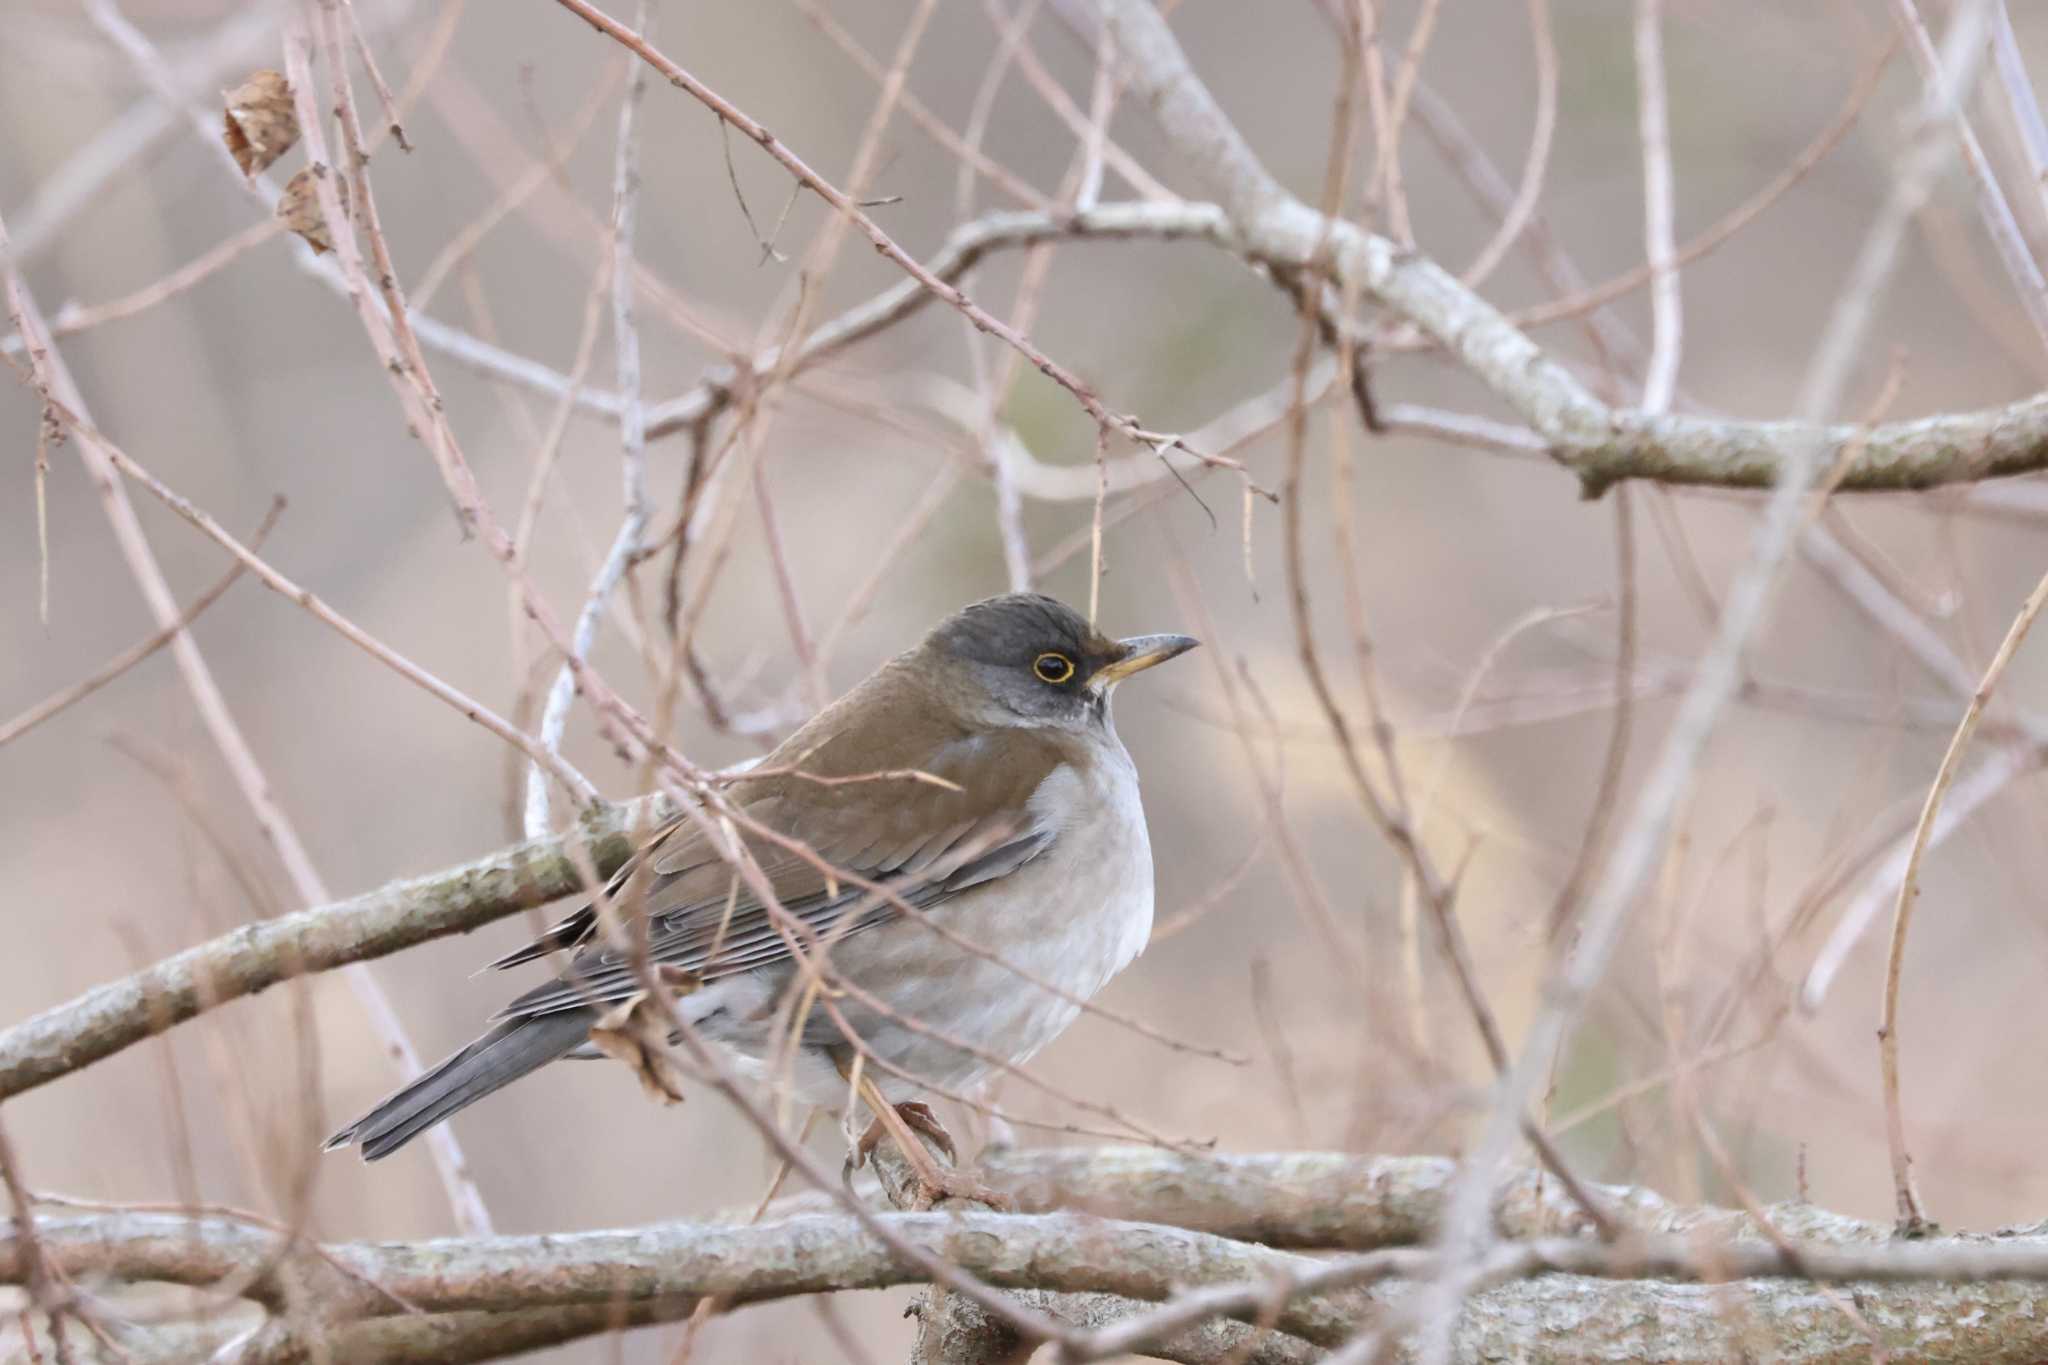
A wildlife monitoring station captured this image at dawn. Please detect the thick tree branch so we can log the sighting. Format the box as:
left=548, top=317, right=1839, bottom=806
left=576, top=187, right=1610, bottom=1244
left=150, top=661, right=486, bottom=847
left=868, top=1138, right=1315, bottom=1365
left=5, top=1208, right=1360, bottom=1354
left=984, top=1146, right=1627, bottom=1248
left=636, top=198, right=2048, bottom=495
left=15, top=1169, right=2048, bottom=1364
left=0, top=796, right=668, bottom=1104
left=1051, top=0, right=2048, bottom=495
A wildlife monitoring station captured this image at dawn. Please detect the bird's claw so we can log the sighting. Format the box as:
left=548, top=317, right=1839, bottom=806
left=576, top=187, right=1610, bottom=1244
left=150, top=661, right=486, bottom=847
left=853, top=1101, right=1011, bottom=1210
left=901, top=1165, right=1015, bottom=1213
left=893, top=1101, right=956, bottom=1163
left=854, top=1101, right=955, bottom=1167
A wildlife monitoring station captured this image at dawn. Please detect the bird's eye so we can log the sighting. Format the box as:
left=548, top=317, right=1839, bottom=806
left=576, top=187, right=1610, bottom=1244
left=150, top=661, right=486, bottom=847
left=1033, top=652, right=1076, bottom=684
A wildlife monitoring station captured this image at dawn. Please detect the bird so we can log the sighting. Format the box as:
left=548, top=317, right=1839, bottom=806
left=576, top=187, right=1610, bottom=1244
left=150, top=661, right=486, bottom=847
left=325, top=592, right=1198, bottom=1203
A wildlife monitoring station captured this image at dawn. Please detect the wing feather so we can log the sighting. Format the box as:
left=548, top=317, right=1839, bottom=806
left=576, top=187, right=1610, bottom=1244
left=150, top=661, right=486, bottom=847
left=486, top=694, right=1072, bottom=1019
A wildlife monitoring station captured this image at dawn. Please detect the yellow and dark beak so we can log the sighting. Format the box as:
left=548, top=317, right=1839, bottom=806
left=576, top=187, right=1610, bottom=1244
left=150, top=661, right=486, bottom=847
left=1090, top=633, right=1200, bottom=689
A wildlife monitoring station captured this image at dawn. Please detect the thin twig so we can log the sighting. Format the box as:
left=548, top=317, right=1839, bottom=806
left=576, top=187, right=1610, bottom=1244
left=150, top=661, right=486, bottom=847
left=1990, top=1, right=2048, bottom=226
left=1546, top=492, right=1637, bottom=938
left=550, top=0, right=1169, bottom=452
left=1633, top=0, right=1681, bottom=415
left=0, top=499, right=284, bottom=750
left=0, top=1117, right=74, bottom=1365
left=525, top=0, right=657, bottom=839
left=1455, top=0, right=1556, bottom=292
left=1879, top=565, right=2048, bottom=1232
left=1892, top=0, right=2048, bottom=355
left=2, top=194, right=499, bottom=1240
left=40, top=219, right=282, bottom=338
left=1403, top=0, right=1998, bottom=1352
left=1510, top=39, right=1893, bottom=332
left=791, top=0, right=1051, bottom=212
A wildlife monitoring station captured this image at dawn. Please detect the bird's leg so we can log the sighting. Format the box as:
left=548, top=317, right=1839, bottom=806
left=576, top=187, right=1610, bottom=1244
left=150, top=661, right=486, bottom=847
left=851, top=1073, right=1012, bottom=1212
left=852, top=1100, right=954, bottom=1167
left=891, top=1101, right=956, bottom=1163
left=852, top=1074, right=946, bottom=1180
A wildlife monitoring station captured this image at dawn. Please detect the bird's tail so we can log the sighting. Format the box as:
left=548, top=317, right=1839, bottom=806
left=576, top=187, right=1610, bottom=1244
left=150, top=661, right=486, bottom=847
left=324, top=1009, right=593, bottom=1160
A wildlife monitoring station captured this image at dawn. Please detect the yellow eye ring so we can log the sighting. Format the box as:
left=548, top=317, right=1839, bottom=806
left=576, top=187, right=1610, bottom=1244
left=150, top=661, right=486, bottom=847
left=1033, top=652, right=1076, bottom=684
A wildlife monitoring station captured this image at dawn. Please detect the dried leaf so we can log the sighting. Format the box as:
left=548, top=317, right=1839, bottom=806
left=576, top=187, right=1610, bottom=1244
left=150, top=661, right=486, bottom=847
left=588, top=990, right=690, bottom=1106
left=657, top=964, right=703, bottom=993
left=277, top=167, right=348, bottom=255
left=222, top=70, right=299, bottom=177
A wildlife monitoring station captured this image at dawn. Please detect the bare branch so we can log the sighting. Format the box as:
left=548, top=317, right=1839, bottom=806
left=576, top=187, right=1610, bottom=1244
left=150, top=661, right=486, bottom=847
left=525, top=0, right=657, bottom=839
left=0, top=797, right=667, bottom=1104
left=16, top=1165, right=2048, bottom=1364
left=1880, top=564, right=2048, bottom=1231
left=1, top=186, right=499, bottom=1238
left=1633, top=0, right=1682, bottom=415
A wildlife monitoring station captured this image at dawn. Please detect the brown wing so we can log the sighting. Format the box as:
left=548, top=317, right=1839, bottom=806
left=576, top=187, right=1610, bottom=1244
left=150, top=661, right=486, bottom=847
left=488, top=679, right=1069, bottom=1019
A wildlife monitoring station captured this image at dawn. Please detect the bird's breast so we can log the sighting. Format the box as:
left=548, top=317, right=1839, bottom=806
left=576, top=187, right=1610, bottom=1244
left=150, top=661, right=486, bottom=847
left=1022, top=748, right=1155, bottom=991
left=740, top=746, right=1159, bottom=1098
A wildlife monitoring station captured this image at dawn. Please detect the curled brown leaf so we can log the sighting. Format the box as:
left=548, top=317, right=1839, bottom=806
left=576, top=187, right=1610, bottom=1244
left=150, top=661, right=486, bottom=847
left=222, top=70, right=299, bottom=177
left=276, top=166, right=348, bottom=255
left=588, top=989, right=694, bottom=1106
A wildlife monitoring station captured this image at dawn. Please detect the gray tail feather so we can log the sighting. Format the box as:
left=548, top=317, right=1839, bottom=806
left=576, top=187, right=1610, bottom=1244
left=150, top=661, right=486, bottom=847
left=325, top=1009, right=593, bottom=1161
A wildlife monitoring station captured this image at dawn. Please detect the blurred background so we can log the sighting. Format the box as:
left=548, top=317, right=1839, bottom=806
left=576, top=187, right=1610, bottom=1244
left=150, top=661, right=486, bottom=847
left=7, top=0, right=2048, bottom=1358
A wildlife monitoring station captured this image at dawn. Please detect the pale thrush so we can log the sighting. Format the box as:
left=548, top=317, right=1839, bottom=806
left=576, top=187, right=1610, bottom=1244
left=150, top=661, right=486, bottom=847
left=326, top=593, right=1197, bottom=1193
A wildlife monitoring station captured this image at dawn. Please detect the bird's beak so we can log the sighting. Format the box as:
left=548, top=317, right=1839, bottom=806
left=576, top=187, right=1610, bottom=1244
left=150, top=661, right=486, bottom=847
left=1090, top=633, right=1201, bottom=688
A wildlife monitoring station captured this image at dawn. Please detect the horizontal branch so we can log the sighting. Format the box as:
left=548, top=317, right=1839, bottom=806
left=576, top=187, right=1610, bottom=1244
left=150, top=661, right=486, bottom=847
left=1065, top=0, right=2048, bottom=495
left=23, top=180, right=2045, bottom=497
left=642, top=195, right=2048, bottom=496
left=1572, top=399, right=2048, bottom=493
left=983, top=1146, right=1631, bottom=1248
left=0, top=796, right=669, bottom=1103
left=15, top=1181, right=2048, bottom=1364
left=643, top=201, right=1234, bottom=440
left=5, top=1208, right=1357, bottom=1357
left=973, top=1148, right=2048, bottom=1361
left=908, top=1286, right=1317, bottom=1365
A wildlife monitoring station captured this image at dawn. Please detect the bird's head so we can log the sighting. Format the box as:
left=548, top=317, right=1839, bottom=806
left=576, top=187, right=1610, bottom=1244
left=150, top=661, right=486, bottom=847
left=920, top=592, right=1199, bottom=732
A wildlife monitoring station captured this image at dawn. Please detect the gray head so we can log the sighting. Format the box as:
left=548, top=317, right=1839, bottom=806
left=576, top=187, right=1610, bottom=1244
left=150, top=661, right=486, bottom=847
left=922, top=593, right=1198, bottom=731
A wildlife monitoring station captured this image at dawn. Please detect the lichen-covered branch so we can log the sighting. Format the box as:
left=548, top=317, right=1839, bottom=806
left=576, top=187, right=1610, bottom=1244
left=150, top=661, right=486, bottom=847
left=3, top=1207, right=1361, bottom=1360
left=464, top=0, right=2048, bottom=496
left=13, top=1172, right=2048, bottom=1365
left=0, top=795, right=669, bottom=1103
left=621, top=195, right=2048, bottom=497
left=1077, top=0, right=2048, bottom=495
left=982, top=1146, right=1637, bottom=1248
left=866, top=1138, right=1316, bottom=1365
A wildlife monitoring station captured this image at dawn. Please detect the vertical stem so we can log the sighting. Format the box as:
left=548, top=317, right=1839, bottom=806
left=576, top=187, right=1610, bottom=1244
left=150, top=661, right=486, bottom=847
left=526, top=0, right=656, bottom=838
left=1880, top=565, right=2048, bottom=1230
left=1633, top=0, right=1681, bottom=414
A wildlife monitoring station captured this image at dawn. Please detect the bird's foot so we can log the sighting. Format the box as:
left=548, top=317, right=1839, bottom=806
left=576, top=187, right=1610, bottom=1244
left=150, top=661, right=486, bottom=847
left=855, top=1101, right=955, bottom=1167
left=853, top=1102, right=1012, bottom=1211
left=899, top=1163, right=1016, bottom=1213
left=892, top=1101, right=957, bottom=1163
